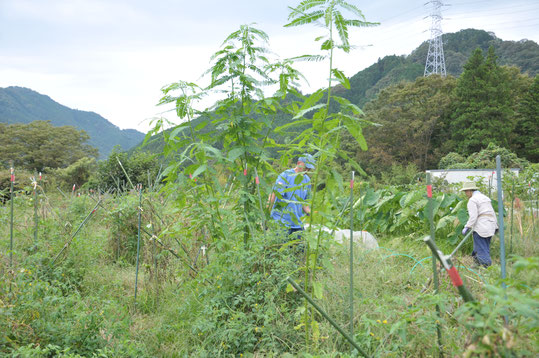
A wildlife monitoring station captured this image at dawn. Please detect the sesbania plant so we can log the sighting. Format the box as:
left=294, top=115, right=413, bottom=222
left=282, top=0, right=378, bottom=343
left=146, top=23, right=305, bottom=251
left=146, top=0, right=379, bottom=346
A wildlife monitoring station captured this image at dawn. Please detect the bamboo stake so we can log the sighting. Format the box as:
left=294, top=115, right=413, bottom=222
left=254, top=168, right=266, bottom=229
left=117, top=157, right=135, bottom=190
left=51, top=199, right=101, bottom=265
left=510, top=181, right=514, bottom=254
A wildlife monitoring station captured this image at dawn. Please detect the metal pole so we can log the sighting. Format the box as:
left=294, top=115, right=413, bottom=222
left=449, top=231, right=473, bottom=259
left=495, top=156, right=507, bottom=287
left=427, top=173, right=443, bottom=357
left=9, top=163, right=15, bottom=274
left=286, top=277, right=370, bottom=358
left=33, top=175, right=38, bottom=246
left=349, top=171, right=355, bottom=340
left=134, top=185, right=143, bottom=302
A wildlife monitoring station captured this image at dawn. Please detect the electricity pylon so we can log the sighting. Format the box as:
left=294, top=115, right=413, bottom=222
left=424, top=0, right=447, bottom=77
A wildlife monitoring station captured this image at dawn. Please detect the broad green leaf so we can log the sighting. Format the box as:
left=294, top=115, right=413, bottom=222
left=436, top=215, right=456, bottom=231
left=228, top=147, right=245, bottom=161
left=191, top=164, right=207, bottom=179
left=301, top=89, right=325, bottom=111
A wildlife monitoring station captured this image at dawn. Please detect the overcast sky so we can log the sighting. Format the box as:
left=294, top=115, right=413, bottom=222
left=1, top=0, right=538, bottom=133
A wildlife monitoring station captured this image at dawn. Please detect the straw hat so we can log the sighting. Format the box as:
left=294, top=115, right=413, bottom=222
left=460, top=181, right=479, bottom=191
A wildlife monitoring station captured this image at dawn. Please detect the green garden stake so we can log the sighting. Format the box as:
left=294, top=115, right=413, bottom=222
left=495, top=156, right=507, bottom=290
left=287, top=278, right=370, bottom=357
left=9, top=163, right=15, bottom=282
left=134, top=184, right=143, bottom=303
left=349, top=171, right=355, bottom=339
left=33, top=175, right=38, bottom=246
left=427, top=173, right=443, bottom=357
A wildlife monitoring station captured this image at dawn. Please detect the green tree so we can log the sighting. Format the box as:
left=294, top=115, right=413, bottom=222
left=88, top=147, right=159, bottom=191
left=513, top=75, right=539, bottom=162
left=438, top=143, right=528, bottom=169
left=450, top=47, right=515, bottom=154
left=52, top=157, right=97, bottom=189
left=0, top=120, right=98, bottom=171
left=348, top=75, right=456, bottom=175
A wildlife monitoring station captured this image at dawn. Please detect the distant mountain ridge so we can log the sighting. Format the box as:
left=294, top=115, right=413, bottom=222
left=340, top=28, right=539, bottom=106
left=0, top=86, right=145, bottom=158
left=138, top=28, right=538, bottom=156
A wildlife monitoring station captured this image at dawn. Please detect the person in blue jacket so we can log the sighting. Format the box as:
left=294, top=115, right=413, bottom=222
left=268, top=154, right=314, bottom=241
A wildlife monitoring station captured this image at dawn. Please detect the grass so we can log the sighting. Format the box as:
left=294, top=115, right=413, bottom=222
left=1, top=189, right=538, bottom=357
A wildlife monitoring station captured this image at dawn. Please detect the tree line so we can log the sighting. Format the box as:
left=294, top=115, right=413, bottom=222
left=345, top=46, right=537, bottom=177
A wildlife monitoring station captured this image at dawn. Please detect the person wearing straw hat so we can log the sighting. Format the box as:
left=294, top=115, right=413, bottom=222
left=460, top=181, right=498, bottom=267
left=268, top=154, right=314, bottom=242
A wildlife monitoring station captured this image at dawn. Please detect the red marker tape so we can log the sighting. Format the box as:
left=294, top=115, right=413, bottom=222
left=244, top=169, right=247, bottom=176
left=447, top=267, right=463, bottom=287
left=255, top=176, right=260, bottom=185
left=427, top=185, right=432, bottom=198
left=350, top=180, right=354, bottom=189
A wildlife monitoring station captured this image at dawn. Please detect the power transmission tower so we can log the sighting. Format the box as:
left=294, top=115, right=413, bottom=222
left=424, top=0, right=447, bottom=77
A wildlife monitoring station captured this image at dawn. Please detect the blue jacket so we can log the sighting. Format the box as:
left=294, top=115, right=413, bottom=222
left=270, top=169, right=311, bottom=228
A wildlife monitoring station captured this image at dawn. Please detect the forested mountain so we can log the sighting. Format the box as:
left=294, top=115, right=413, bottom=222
left=0, top=86, right=145, bottom=158
left=138, top=28, right=538, bottom=168
left=342, top=28, right=539, bottom=106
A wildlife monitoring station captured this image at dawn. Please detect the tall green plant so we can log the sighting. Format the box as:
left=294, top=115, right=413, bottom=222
left=284, top=0, right=378, bottom=344
left=149, top=24, right=306, bottom=254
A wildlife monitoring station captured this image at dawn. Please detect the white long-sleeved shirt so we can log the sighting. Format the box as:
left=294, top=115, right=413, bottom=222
left=465, top=191, right=498, bottom=237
